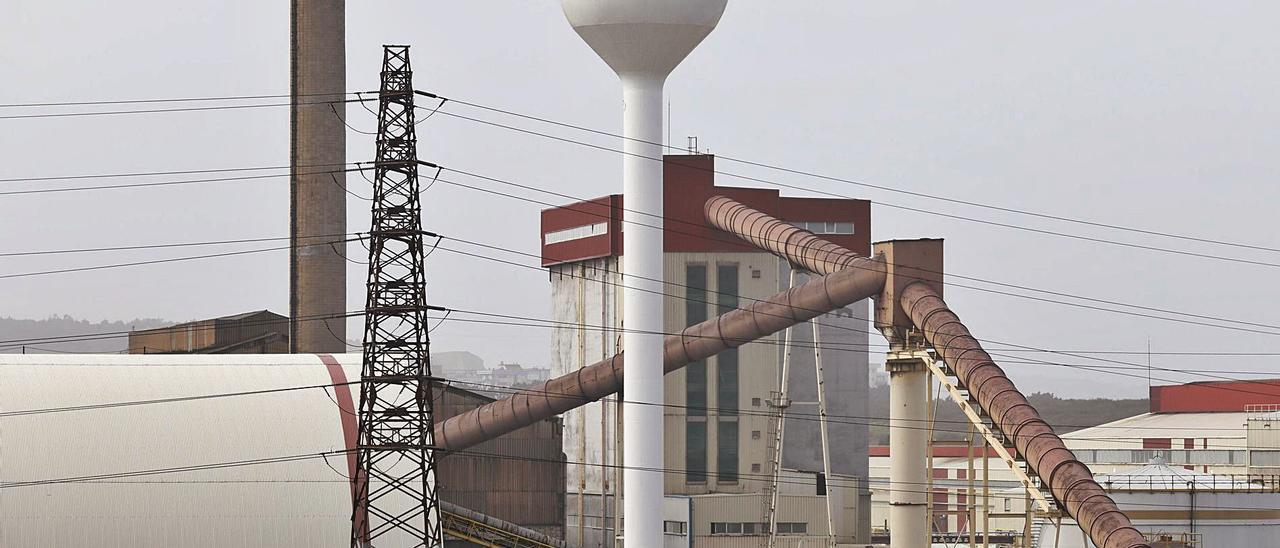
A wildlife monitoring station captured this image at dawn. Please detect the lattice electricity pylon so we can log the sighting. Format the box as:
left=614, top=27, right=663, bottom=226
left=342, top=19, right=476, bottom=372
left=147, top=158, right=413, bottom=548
left=350, top=44, right=444, bottom=548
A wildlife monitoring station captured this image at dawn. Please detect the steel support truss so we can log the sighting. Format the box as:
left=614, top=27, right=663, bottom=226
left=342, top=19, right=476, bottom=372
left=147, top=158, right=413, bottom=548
left=916, top=349, right=1052, bottom=513
left=350, top=44, right=444, bottom=548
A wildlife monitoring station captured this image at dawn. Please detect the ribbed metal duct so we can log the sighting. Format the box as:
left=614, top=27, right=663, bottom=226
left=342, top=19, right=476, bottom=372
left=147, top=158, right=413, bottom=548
left=704, top=195, right=1149, bottom=548
left=705, top=195, right=864, bottom=274
left=434, top=255, right=886, bottom=451
left=901, top=283, right=1148, bottom=548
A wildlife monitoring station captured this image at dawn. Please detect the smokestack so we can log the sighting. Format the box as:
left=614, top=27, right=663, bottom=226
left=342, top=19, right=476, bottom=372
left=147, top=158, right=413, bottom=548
left=560, top=1, right=727, bottom=546
left=290, top=0, right=347, bottom=353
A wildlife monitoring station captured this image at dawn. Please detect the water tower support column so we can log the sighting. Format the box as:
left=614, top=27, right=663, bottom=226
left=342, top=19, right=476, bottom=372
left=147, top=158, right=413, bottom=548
left=620, top=72, right=667, bottom=548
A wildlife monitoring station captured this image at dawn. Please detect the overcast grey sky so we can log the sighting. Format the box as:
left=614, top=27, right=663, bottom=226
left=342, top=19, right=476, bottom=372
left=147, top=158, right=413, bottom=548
left=2, top=2, right=1278, bottom=397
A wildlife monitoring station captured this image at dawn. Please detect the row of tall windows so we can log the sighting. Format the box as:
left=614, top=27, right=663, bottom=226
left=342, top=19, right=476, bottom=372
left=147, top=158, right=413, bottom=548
left=685, top=263, right=740, bottom=484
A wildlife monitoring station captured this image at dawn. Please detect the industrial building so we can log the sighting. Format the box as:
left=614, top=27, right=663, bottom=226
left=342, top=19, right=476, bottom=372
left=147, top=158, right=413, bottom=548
left=541, top=154, right=873, bottom=546
left=0, top=354, right=565, bottom=547
left=866, top=377, right=1280, bottom=546
left=127, top=310, right=289, bottom=354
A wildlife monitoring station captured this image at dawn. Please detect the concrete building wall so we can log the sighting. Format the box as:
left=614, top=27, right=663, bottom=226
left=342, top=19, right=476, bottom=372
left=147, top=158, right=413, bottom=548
left=551, top=257, right=623, bottom=547
left=664, top=251, right=781, bottom=497
left=128, top=319, right=217, bottom=353
left=551, top=252, right=873, bottom=545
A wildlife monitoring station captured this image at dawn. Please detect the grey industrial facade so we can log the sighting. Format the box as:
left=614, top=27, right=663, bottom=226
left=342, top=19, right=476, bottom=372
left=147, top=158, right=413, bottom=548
left=542, top=155, right=873, bottom=546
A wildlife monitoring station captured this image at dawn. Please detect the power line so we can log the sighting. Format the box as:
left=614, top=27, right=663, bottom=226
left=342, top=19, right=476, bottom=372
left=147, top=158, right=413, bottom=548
left=4, top=128, right=1276, bottom=338
left=2, top=216, right=1276, bottom=395
left=0, top=91, right=372, bottom=109
left=0, top=371, right=1254, bottom=444
left=0, top=234, right=365, bottom=280
left=429, top=90, right=1280, bottom=256
left=0, top=308, right=364, bottom=351
left=0, top=162, right=346, bottom=185
left=7, top=442, right=1275, bottom=512
left=422, top=104, right=1280, bottom=270
left=0, top=166, right=359, bottom=196
left=0, top=96, right=373, bottom=121
left=419, top=170, right=1280, bottom=339
left=5, top=218, right=1262, bottom=395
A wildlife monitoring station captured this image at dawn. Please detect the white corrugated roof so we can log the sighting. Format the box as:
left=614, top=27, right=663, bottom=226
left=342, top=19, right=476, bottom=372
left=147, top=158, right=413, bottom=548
left=1061, top=411, right=1247, bottom=447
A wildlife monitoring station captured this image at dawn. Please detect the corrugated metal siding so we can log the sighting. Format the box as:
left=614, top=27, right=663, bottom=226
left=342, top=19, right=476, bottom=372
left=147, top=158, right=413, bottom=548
left=214, top=312, right=288, bottom=349
left=437, top=387, right=566, bottom=537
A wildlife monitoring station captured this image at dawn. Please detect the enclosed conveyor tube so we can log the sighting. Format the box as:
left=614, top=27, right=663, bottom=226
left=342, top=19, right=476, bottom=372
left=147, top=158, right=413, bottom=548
left=705, top=195, right=864, bottom=274
left=705, top=195, right=1149, bottom=548
left=434, top=254, right=886, bottom=451
left=901, top=283, right=1148, bottom=548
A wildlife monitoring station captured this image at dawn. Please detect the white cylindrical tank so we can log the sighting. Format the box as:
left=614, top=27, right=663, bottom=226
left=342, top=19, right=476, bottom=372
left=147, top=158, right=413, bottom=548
left=559, top=2, right=727, bottom=547
left=0, top=354, right=359, bottom=547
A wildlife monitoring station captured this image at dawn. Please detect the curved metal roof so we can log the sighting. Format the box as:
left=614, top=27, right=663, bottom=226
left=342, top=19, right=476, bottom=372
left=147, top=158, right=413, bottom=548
left=0, top=354, right=361, bottom=547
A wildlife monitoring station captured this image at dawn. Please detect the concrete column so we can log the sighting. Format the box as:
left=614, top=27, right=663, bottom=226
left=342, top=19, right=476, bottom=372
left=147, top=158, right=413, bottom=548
left=887, top=355, right=929, bottom=548
left=618, top=73, right=666, bottom=548
left=290, top=0, right=347, bottom=353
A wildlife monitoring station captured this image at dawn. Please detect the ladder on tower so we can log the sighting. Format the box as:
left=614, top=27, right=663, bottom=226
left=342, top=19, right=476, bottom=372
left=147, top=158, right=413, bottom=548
left=760, top=388, right=790, bottom=547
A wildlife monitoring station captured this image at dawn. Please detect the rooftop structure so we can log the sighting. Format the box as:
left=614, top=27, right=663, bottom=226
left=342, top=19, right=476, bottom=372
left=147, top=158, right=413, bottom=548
left=127, top=310, right=288, bottom=354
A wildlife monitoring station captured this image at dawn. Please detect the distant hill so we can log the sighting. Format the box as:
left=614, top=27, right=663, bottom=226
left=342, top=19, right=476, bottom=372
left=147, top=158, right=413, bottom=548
left=868, top=383, right=1147, bottom=445
left=0, top=315, right=172, bottom=354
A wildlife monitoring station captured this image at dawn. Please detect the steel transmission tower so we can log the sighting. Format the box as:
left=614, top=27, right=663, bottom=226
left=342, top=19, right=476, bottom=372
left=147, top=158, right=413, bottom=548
left=350, top=45, right=444, bottom=548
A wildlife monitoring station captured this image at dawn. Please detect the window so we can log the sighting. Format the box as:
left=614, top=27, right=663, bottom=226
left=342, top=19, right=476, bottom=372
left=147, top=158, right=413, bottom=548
left=663, top=521, right=687, bottom=535
left=543, top=222, right=608, bottom=245
left=716, top=264, right=739, bottom=416
left=751, top=463, right=761, bottom=473
left=718, top=421, right=739, bottom=483
left=686, top=421, right=707, bottom=484
left=751, top=397, right=762, bottom=407
left=751, top=430, right=762, bottom=440
left=686, top=265, right=708, bottom=417
left=790, top=220, right=855, bottom=235
left=715, top=263, right=740, bottom=484
left=776, top=522, right=808, bottom=535
left=685, top=265, right=709, bottom=484
left=1003, top=498, right=1011, bottom=512
left=711, top=522, right=767, bottom=536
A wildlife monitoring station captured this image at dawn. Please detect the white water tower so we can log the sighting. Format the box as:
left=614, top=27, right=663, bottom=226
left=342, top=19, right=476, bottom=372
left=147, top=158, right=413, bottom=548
left=560, top=1, right=727, bottom=546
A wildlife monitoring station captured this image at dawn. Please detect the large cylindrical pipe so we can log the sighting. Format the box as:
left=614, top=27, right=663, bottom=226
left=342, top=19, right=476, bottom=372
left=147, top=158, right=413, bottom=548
left=290, top=0, right=347, bottom=353
left=706, top=195, right=865, bottom=275
left=435, top=255, right=886, bottom=451
left=706, top=196, right=1147, bottom=548
left=901, top=282, right=1149, bottom=548
left=887, top=359, right=928, bottom=548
